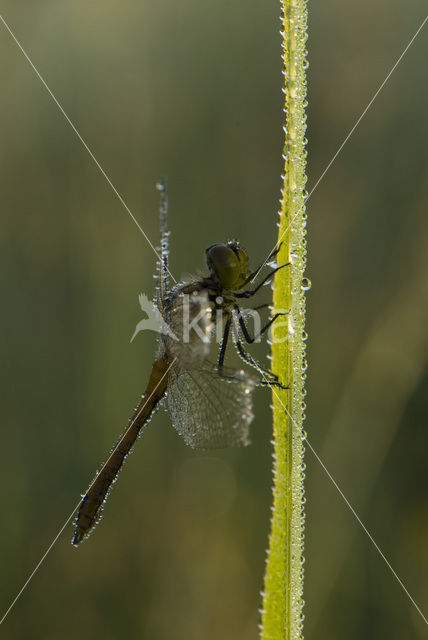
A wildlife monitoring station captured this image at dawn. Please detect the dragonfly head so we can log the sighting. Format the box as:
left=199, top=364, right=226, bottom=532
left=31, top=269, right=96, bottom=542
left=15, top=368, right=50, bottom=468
left=206, top=241, right=248, bottom=290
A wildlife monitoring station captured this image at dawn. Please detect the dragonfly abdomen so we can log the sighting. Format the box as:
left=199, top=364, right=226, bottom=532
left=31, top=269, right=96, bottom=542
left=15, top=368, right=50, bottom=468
left=72, top=354, right=171, bottom=546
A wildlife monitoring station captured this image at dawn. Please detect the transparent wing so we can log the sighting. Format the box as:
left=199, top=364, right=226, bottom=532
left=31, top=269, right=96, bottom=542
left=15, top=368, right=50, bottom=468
left=160, top=286, right=213, bottom=367
left=155, top=180, right=170, bottom=308
left=167, top=362, right=256, bottom=449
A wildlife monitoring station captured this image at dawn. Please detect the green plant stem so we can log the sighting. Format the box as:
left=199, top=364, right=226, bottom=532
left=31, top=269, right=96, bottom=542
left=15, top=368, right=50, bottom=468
left=260, top=1, right=308, bottom=639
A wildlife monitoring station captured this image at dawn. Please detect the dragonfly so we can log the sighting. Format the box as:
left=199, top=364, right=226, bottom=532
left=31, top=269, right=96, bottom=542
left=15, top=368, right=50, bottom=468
left=72, top=183, right=287, bottom=546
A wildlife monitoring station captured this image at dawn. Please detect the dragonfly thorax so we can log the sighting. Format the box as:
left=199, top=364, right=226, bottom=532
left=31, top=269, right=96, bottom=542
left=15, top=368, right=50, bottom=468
left=206, top=241, right=248, bottom=291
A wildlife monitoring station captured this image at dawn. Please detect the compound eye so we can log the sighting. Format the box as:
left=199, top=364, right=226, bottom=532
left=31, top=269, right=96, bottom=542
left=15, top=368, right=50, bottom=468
left=226, top=241, right=249, bottom=289
left=234, top=247, right=248, bottom=288
left=206, top=244, right=241, bottom=289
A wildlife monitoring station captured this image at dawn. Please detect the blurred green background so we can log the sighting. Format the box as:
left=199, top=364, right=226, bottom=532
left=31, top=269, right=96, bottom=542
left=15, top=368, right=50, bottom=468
left=0, top=1, right=427, bottom=639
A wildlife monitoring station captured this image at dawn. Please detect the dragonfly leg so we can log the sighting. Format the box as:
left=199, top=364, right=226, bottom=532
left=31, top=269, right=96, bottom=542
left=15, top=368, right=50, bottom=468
left=234, top=305, right=289, bottom=344
left=243, top=242, right=284, bottom=283
left=234, top=337, right=288, bottom=389
left=217, top=316, right=231, bottom=372
left=236, top=264, right=290, bottom=299
left=259, top=379, right=289, bottom=389
left=266, top=240, right=283, bottom=262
